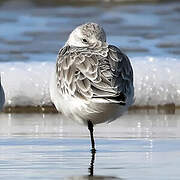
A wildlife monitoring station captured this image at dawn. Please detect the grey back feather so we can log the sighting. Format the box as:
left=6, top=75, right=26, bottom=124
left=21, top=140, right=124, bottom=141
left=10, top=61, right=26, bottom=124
left=56, top=43, right=133, bottom=103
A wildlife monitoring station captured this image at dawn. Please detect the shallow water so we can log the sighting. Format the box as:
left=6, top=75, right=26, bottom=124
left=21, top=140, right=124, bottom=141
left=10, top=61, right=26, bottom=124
left=0, top=113, right=180, bottom=179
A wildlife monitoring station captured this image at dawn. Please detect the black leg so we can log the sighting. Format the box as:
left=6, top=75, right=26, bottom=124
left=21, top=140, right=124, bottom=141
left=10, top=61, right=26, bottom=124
left=88, top=150, right=96, bottom=176
left=88, top=120, right=96, bottom=153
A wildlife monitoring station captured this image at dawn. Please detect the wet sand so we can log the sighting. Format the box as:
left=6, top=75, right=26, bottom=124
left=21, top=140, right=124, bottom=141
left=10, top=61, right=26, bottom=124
left=0, top=113, right=180, bottom=179
left=2, top=103, right=179, bottom=114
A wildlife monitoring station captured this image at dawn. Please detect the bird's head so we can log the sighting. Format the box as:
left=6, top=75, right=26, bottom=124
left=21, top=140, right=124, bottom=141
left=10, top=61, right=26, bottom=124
left=66, top=22, right=106, bottom=47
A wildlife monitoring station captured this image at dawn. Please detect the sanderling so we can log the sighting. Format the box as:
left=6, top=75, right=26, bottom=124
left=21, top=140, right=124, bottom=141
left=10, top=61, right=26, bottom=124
left=0, top=75, right=5, bottom=111
left=50, top=22, right=134, bottom=152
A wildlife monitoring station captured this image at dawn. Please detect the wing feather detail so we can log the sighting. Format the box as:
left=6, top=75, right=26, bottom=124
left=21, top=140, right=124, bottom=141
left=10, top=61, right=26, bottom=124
left=77, top=78, right=91, bottom=92
left=56, top=44, right=133, bottom=103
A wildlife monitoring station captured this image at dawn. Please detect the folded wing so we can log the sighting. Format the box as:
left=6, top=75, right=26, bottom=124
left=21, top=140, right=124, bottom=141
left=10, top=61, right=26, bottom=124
left=56, top=44, right=133, bottom=104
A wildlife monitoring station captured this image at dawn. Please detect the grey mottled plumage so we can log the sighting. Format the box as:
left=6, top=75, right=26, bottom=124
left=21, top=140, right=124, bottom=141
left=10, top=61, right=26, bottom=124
left=50, top=23, right=134, bottom=151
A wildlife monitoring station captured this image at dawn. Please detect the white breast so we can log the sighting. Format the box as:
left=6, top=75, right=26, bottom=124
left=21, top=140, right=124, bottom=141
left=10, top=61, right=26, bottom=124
left=50, top=71, right=134, bottom=125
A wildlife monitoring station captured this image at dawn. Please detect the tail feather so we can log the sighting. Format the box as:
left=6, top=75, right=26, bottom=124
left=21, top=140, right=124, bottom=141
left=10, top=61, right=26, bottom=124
left=93, top=92, right=126, bottom=105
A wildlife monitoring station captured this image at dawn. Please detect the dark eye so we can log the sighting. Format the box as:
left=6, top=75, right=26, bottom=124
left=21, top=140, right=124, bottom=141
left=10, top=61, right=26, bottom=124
left=82, top=38, right=88, bottom=43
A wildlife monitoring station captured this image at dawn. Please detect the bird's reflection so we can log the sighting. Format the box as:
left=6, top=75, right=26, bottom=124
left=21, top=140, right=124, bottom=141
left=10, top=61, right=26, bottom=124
left=65, top=151, right=122, bottom=180
left=65, top=175, right=122, bottom=180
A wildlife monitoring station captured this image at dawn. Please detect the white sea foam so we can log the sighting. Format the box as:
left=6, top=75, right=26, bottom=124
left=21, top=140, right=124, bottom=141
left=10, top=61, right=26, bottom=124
left=0, top=61, right=54, bottom=106
left=133, top=57, right=180, bottom=106
left=0, top=56, right=180, bottom=107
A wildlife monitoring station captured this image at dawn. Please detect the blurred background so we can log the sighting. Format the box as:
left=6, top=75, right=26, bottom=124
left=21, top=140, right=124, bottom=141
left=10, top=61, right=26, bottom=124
left=0, top=0, right=180, bottom=111
left=1, top=0, right=180, bottom=61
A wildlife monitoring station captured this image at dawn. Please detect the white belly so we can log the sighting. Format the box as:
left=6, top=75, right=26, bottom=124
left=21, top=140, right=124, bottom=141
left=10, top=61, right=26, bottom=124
left=50, top=71, right=133, bottom=125
left=51, top=93, right=127, bottom=125
left=50, top=70, right=133, bottom=124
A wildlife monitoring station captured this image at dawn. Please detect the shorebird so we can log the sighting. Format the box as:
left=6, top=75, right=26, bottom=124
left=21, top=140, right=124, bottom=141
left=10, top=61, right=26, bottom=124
left=0, top=76, right=5, bottom=111
left=50, top=23, right=134, bottom=152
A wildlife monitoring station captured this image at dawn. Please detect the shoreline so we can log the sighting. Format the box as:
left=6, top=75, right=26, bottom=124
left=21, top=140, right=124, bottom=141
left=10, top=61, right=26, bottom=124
left=1, top=103, right=179, bottom=114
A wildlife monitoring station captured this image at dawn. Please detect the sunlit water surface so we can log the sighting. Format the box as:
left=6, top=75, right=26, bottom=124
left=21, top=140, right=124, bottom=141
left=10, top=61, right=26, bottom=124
left=0, top=113, right=180, bottom=180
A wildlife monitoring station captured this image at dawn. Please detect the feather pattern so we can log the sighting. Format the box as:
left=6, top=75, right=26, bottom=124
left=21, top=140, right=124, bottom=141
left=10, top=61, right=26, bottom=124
left=50, top=22, right=134, bottom=125
left=56, top=43, right=133, bottom=103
